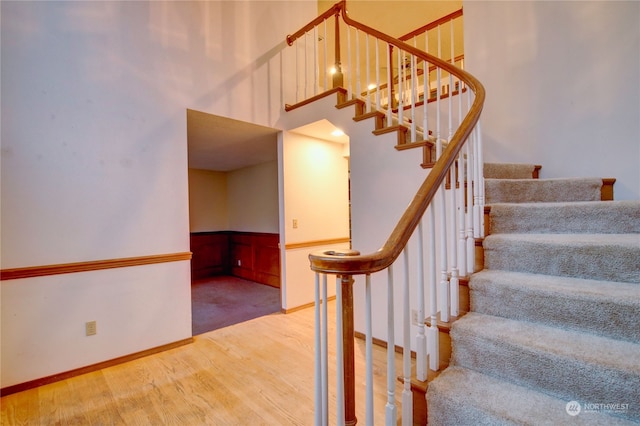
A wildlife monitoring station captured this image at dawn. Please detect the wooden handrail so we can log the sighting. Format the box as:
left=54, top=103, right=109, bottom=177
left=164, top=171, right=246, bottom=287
left=398, top=8, right=463, bottom=41
left=286, top=1, right=345, bottom=46
left=304, top=2, right=485, bottom=275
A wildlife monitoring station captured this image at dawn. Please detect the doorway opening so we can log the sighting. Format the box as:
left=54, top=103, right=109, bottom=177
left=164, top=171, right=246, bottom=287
left=187, top=109, right=281, bottom=335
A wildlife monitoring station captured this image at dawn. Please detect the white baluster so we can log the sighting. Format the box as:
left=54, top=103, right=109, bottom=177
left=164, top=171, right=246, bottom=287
left=295, top=39, right=300, bottom=103
left=402, top=249, right=413, bottom=426
left=386, top=266, right=397, bottom=426
left=449, top=165, right=459, bottom=318
left=335, top=275, right=345, bottom=426
left=323, top=19, right=328, bottom=92
left=473, top=124, right=481, bottom=240
left=366, top=33, right=371, bottom=112
left=416, top=221, right=427, bottom=381
left=386, top=43, right=392, bottom=125
left=427, top=205, right=439, bottom=372
left=314, top=273, right=323, bottom=426
left=375, top=38, right=380, bottom=111
left=365, top=274, right=374, bottom=425
left=314, top=26, right=319, bottom=96
left=477, top=120, right=486, bottom=238
left=397, top=48, right=404, bottom=125
left=321, top=274, right=328, bottom=424
left=346, top=26, right=352, bottom=100
left=457, top=151, right=467, bottom=279
left=410, top=55, right=417, bottom=143
left=355, top=29, right=361, bottom=101
left=304, top=31, right=308, bottom=99
left=465, top=113, right=475, bottom=274
left=423, top=36, right=429, bottom=141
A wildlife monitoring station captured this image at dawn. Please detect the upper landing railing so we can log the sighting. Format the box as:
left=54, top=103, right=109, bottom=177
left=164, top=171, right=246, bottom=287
left=285, top=2, right=484, bottom=425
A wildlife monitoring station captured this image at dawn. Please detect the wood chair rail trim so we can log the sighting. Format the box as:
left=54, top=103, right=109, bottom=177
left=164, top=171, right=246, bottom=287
left=0, top=252, right=193, bottom=281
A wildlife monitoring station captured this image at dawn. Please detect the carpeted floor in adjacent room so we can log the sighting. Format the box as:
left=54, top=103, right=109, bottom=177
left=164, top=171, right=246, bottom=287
left=191, top=276, right=281, bottom=335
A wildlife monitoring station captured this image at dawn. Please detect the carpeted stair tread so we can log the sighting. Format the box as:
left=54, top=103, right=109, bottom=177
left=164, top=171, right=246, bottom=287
left=485, top=177, right=602, bottom=203
left=427, top=366, right=638, bottom=425
left=484, top=163, right=538, bottom=179
left=489, top=200, right=640, bottom=234
left=483, top=233, right=640, bottom=283
left=450, top=313, right=640, bottom=422
left=470, top=270, right=640, bottom=342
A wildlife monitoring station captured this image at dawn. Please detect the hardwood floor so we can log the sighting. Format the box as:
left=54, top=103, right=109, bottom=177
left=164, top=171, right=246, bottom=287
left=1, top=301, right=406, bottom=425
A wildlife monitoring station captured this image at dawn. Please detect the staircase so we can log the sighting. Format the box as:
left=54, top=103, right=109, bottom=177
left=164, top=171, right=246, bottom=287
left=426, top=163, right=640, bottom=425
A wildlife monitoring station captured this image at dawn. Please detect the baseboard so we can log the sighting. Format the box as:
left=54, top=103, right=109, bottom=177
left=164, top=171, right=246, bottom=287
left=354, top=331, right=416, bottom=358
left=282, top=296, right=337, bottom=314
left=0, top=337, right=193, bottom=397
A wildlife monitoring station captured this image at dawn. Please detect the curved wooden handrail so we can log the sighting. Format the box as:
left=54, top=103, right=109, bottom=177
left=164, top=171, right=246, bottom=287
left=398, top=8, right=463, bottom=41
left=306, top=2, right=485, bottom=275
left=286, top=0, right=345, bottom=46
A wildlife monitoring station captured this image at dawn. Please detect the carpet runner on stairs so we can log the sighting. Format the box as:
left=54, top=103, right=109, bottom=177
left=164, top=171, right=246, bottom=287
left=426, top=163, right=640, bottom=425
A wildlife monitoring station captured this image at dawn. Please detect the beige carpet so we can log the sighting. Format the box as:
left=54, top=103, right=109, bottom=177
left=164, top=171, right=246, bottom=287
left=427, top=163, right=640, bottom=425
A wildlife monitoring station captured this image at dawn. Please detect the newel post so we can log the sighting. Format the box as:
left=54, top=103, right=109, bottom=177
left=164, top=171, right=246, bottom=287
left=332, top=4, right=344, bottom=88
left=340, top=274, right=357, bottom=426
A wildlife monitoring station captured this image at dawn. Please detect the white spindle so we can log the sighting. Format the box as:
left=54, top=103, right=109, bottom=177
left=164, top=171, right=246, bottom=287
left=423, top=36, right=429, bottom=140
left=465, top=111, right=475, bottom=274
left=304, top=31, right=308, bottom=99
left=314, top=26, right=319, bottom=96
left=335, top=276, right=345, bottom=426
left=402, top=249, right=412, bottom=426
left=314, top=273, right=323, bottom=426
left=449, top=167, right=459, bottom=318
left=355, top=29, right=361, bottom=102
left=397, top=48, right=404, bottom=125
left=323, top=19, right=328, bottom=92
left=366, top=33, right=371, bottom=112
left=346, top=26, right=352, bottom=99
left=375, top=38, right=381, bottom=110
left=386, top=43, right=392, bottom=125
left=322, top=274, right=329, bottom=423
left=410, top=55, right=417, bottom=143
left=477, top=120, right=486, bottom=238
left=295, top=39, right=300, bottom=103
left=473, top=125, right=481, bottom=240
left=416, top=221, right=427, bottom=381
left=386, top=266, right=397, bottom=426
left=365, top=274, right=374, bottom=424
left=427, top=205, right=439, bottom=372
left=457, top=152, right=467, bottom=278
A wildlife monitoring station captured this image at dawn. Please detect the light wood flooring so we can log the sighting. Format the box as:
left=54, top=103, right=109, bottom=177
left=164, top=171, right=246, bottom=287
left=1, top=301, right=406, bottom=425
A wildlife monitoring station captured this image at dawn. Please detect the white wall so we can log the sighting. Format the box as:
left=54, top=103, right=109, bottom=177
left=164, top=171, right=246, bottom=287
left=228, top=161, right=280, bottom=234
left=188, top=169, right=229, bottom=232
left=464, top=0, right=640, bottom=200
left=189, top=162, right=279, bottom=234
left=279, top=130, right=351, bottom=310
left=0, top=0, right=316, bottom=388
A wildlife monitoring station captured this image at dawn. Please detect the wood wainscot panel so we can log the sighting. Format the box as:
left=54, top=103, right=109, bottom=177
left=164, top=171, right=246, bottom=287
left=190, top=232, right=230, bottom=279
left=230, top=232, right=281, bottom=288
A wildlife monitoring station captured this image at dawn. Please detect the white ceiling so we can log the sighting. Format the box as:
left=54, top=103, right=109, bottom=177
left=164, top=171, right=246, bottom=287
left=187, top=109, right=348, bottom=172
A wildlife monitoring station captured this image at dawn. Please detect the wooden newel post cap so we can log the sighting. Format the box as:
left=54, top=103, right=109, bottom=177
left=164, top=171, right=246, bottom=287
left=321, top=249, right=360, bottom=257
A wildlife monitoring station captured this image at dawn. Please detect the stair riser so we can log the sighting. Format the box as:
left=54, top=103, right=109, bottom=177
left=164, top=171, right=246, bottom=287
left=470, top=280, right=640, bottom=343
left=451, top=328, right=640, bottom=421
left=484, top=238, right=640, bottom=284
left=488, top=201, right=640, bottom=235
left=485, top=178, right=603, bottom=203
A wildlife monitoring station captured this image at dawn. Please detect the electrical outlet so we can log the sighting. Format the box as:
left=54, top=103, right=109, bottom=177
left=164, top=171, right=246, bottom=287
left=237, top=259, right=241, bottom=266
left=293, top=219, right=298, bottom=229
left=411, top=310, right=419, bottom=326
left=86, top=321, right=97, bottom=336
